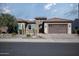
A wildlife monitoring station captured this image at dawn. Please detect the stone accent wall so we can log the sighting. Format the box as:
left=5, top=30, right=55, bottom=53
left=44, top=23, right=48, bottom=34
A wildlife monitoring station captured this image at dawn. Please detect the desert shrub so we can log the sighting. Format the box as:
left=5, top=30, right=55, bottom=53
left=0, top=30, right=1, bottom=34
left=26, top=34, right=31, bottom=37
left=38, top=35, right=43, bottom=38
left=72, top=30, right=75, bottom=34
left=12, top=32, right=17, bottom=36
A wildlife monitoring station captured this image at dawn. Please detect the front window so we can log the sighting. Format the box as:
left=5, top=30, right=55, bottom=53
left=28, top=25, right=31, bottom=30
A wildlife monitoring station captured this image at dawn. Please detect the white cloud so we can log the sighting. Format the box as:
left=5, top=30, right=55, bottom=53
left=70, top=4, right=73, bottom=7
left=2, top=6, right=11, bottom=14
left=44, top=4, right=53, bottom=10
left=44, top=3, right=56, bottom=10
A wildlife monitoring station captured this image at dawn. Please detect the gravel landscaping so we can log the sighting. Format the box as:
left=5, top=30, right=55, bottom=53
left=0, top=34, right=79, bottom=42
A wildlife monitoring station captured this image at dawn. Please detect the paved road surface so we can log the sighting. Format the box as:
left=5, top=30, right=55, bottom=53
left=0, top=42, right=79, bottom=56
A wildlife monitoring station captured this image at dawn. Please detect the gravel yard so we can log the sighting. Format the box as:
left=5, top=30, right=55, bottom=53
left=0, top=34, right=79, bottom=42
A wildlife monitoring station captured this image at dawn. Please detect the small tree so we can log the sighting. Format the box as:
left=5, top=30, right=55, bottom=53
left=0, top=13, right=18, bottom=33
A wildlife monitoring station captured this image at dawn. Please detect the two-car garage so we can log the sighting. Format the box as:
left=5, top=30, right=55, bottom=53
left=48, top=24, right=68, bottom=34
left=44, top=18, right=72, bottom=34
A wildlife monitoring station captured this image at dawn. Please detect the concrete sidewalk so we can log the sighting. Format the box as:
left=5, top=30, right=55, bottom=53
left=0, top=38, right=79, bottom=43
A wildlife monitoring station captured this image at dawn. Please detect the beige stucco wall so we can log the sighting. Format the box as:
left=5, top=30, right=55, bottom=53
left=18, top=23, right=26, bottom=34
left=18, top=23, right=25, bottom=30
left=44, top=23, right=48, bottom=34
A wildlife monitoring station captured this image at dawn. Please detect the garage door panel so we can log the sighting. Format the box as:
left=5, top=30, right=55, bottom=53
left=48, top=24, right=67, bottom=33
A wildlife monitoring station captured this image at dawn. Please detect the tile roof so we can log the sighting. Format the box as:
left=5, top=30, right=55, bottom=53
left=16, top=17, right=73, bottom=23
left=16, top=18, right=35, bottom=24
left=16, top=18, right=27, bottom=23
left=48, top=17, right=72, bottom=21
left=44, top=17, right=73, bottom=23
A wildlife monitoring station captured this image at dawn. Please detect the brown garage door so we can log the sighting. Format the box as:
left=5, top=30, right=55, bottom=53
left=48, top=24, right=68, bottom=33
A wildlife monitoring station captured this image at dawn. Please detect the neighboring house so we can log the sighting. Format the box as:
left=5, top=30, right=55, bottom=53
left=17, top=17, right=73, bottom=34
left=72, top=19, right=79, bottom=32
left=0, top=26, right=8, bottom=33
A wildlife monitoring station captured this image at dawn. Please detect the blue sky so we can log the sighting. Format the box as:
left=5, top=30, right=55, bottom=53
left=0, top=3, right=78, bottom=20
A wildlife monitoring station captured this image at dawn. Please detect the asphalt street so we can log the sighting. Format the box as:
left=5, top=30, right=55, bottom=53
left=0, top=42, right=79, bottom=56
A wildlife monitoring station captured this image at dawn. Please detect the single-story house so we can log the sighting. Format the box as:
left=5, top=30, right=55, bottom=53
left=0, top=17, right=73, bottom=34
left=17, top=17, right=73, bottom=34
